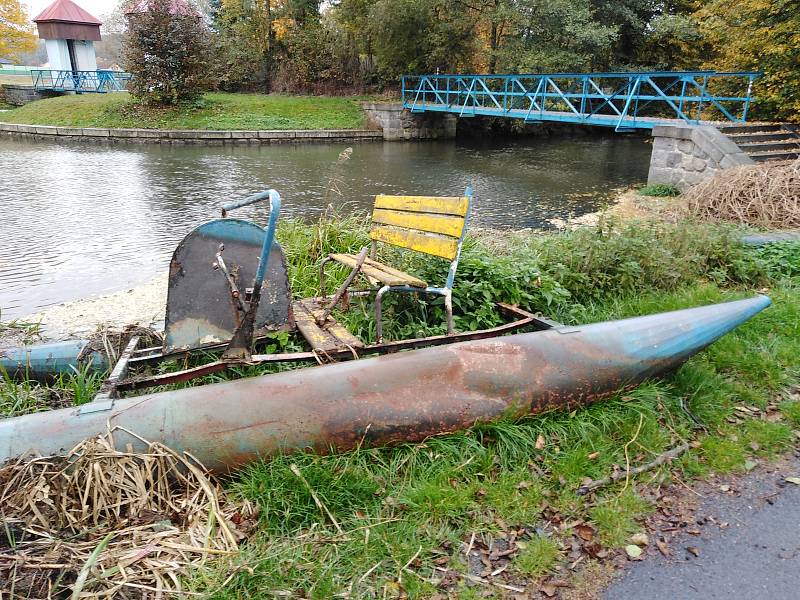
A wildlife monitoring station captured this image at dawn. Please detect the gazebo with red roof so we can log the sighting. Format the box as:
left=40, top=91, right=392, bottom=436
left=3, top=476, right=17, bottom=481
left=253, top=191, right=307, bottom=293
left=33, top=0, right=102, bottom=72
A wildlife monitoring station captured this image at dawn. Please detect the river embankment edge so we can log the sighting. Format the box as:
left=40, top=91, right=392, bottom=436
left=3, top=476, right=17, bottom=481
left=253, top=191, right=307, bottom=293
left=0, top=122, right=383, bottom=144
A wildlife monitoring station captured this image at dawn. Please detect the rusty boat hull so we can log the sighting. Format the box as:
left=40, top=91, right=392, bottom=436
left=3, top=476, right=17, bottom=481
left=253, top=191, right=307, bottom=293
left=0, top=296, right=771, bottom=474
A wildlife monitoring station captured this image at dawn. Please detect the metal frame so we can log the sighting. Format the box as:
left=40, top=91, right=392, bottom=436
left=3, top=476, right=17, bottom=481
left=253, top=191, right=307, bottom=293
left=31, top=69, right=132, bottom=93
left=401, top=72, right=760, bottom=131
left=373, top=186, right=473, bottom=342
left=319, top=188, right=474, bottom=343
left=101, top=302, right=552, bottom=396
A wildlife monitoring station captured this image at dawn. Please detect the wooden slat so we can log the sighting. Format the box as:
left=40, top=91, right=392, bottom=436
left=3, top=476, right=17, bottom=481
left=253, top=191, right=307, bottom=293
left=292, top=300, right=364, bottom=352
left=372, top=208, right=465, bottom=238
left=374, top=195, right=469, bottom=217
left=328, top=253, right=427, bottom=287
left=369, top=226, right=459, bottom=260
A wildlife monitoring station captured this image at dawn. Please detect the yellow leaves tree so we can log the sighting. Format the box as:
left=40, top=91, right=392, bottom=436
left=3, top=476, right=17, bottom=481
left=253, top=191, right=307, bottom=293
left=697, top=0, right=800, bottom=121
left=0, top=0, right=37, bottom=61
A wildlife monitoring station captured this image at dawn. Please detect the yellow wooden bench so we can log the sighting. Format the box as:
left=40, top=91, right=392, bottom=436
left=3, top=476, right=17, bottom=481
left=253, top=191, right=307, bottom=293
left=319, top=188, right=473, bottom=342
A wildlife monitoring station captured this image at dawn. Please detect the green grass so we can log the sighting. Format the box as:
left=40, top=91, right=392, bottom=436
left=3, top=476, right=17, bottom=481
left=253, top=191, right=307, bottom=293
left=0, top=91, right=368, bottom=130
left=3, top=215, right=799, bottom=596
left=638, top=183, right=681, bottom=197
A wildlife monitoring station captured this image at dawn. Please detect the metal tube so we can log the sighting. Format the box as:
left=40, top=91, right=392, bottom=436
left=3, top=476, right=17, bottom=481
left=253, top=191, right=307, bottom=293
left=0, top=297, right=770, bottom=474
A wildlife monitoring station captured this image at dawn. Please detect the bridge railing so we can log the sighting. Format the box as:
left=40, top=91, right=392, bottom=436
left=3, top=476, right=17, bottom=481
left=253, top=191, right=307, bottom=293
left=401, top=72, right=760, bottom=130
left=31, top=69, right=133, bottom=93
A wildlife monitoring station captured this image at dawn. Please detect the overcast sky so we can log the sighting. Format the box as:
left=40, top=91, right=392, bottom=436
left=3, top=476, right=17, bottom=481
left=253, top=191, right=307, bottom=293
left=25, top=0, right=118, bottom=21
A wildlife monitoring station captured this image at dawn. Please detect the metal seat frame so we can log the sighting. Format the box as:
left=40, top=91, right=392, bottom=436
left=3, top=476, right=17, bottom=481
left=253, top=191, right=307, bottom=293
left=320, top=187, right=473, bottom=343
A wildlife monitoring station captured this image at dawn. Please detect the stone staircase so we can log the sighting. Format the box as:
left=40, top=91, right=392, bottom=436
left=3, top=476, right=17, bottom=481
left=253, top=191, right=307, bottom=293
left=717, top=123, right=800, bottom=163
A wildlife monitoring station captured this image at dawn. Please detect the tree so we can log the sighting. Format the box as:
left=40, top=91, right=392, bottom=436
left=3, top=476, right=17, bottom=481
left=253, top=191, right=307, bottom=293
left=0, top=0, right=37, bottom=62
left=123, top=0, right=214, bottom=104
left=493, top=0, right=617, bottom=73
left=696, top=0, right=800, bottom=121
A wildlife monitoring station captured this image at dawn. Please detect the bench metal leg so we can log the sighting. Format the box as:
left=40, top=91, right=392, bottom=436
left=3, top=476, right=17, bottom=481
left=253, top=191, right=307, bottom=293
left=444, top=289, right=454, bottom=335
left=374, top=285, right=391, bottom=344
left=319, top=255, right=334, bottom=297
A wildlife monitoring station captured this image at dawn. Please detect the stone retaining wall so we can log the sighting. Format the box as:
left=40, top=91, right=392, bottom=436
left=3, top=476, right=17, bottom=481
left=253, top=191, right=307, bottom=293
left=362, top=102, right=457, bottom=140
left=1, top=85, right=58, bottom=106
left=0, top=122, right=383, bottom=144
left=647, top=125, right=753, bottom=191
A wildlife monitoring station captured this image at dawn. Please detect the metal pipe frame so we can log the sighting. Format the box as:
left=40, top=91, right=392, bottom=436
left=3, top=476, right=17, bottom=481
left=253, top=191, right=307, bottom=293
left=401, top=71, right=761, bottom=131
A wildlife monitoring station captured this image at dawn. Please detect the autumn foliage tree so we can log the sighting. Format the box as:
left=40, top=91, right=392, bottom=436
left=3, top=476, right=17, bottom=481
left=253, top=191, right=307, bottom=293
left=0, top=0, right=37, bottom=61
left=123, top=0, right=214, bottom=105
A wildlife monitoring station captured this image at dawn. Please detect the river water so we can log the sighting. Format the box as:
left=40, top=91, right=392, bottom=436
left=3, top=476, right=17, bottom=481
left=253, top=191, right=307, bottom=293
left=0, top=134, right=650, bottom=320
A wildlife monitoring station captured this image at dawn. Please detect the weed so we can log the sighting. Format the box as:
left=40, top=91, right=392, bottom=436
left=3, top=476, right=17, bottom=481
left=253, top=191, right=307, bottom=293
left=638, top=183, right=681, bottom=197
left=589, top=490, right=651, bottom=547
left=514, top=535, right=561, bottom=576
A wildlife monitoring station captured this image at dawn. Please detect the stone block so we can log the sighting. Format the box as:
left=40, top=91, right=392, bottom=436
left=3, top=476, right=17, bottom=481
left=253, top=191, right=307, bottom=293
left=652, top=125, right=694, bottom=140
left=0, top=123, right=19, bottom=132
left=56, top=127, right=83, bottom=136
left=82, top=128, right=110, bottom=137
left=691, top=157, right=707, bottom=171
left=677, top=139, right=694, bottom=153
left=666, top=152, right=683, bottom=168
left=230, top=131, right=259, bottom=140
left=259, top=130, right=296, bottom=139
left=720, top=153, right=754, bottom=168
left=692, top=145, right=709, bottom=159
left=34, top=126, right=57, bottom=135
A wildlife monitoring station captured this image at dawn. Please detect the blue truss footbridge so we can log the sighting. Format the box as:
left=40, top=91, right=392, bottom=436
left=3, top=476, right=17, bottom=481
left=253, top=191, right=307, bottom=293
left=401, top=71, right=760, bottom=132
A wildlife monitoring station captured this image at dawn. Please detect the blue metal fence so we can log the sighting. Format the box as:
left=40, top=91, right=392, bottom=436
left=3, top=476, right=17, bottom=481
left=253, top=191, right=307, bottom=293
left=31, top=69, right=132, bottom=93
left=401, top=72, right=760, bottom=131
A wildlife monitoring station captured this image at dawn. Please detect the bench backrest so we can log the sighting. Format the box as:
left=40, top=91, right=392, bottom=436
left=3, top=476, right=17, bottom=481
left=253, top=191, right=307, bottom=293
left=369, top=190, right=472, bottom=263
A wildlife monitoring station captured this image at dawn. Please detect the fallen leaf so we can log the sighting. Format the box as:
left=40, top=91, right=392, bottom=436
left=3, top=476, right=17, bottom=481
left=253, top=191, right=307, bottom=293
left=744, top=460, right=757, bottom=471
left=536, top=435, right=546, bottom=450
left=656, top=540, right=670, bottom=556
left=574, top=524, right=595, bottom=541
left=786, top=477, right=800, bottom=485
left=541, top=583, right=557, bottom=597
left=625, top=545, right=643, bottom=559
left=719, top=484, right=730, bottom=492
left=630, top=533, right=649, bottom=546
left=587, top=451, right=600, bottom=460
left=686, top=546, right=700, bottom=557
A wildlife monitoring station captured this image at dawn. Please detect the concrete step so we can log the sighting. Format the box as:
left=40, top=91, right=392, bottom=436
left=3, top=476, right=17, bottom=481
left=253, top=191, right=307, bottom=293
left=748, top=149, right=800, bottom=162
left=717, top=123, right=784, bottom=134
left=725, top=132, right=797, bottom=144
left=738, top=141, right=800, bottom=152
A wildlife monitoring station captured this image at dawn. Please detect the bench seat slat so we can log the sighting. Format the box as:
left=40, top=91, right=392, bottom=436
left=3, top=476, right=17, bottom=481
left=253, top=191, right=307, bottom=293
left=329, top=253, right=427, bottom=288
left=369, top=226, right=459, bottom=260
left=371, top=208, right=465, bottom=237
left=374, top=195, right=469, bottom=217
left=293, top=299, right=364, bottom=352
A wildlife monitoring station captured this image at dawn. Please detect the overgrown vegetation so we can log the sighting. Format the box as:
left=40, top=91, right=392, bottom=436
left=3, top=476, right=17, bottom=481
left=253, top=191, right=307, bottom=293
left=2, top=215, right=799, bottom=596
left=0, top=92, right=367, bottom=130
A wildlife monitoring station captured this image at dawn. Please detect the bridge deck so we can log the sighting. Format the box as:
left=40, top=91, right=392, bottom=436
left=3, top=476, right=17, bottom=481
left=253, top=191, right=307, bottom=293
left=406, top=103, right=701, bottom=130
left=402, top=72, right=760, bottom=131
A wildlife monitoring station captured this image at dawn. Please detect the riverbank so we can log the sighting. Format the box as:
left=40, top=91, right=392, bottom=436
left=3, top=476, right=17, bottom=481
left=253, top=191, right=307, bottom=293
left=0, top=91, right=370, bottom=130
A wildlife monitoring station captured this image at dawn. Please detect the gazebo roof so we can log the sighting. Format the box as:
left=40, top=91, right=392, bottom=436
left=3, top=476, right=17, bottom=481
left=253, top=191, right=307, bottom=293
left=33, top=0, right=102, bottom=25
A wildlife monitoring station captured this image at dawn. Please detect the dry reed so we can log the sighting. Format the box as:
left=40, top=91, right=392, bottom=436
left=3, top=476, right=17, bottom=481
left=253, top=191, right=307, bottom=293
left=686, top=160, right=800, bottom=229
left=0, top=427, right=258, bottom=598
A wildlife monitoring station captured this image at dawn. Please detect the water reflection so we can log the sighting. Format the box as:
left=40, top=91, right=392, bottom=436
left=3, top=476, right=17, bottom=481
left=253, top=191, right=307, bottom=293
left=0, top=134, right=650, bottom=319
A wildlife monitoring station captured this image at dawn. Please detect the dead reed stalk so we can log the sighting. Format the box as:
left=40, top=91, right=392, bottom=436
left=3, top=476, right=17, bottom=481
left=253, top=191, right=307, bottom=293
left=0, top=428, right=257, bottom=598
left=685, top=160, right=800, bottom=229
